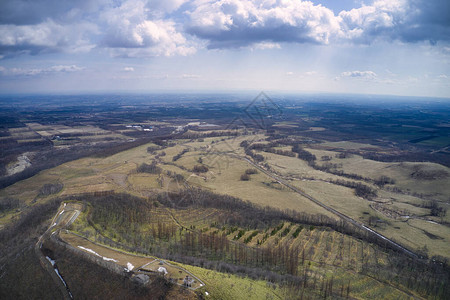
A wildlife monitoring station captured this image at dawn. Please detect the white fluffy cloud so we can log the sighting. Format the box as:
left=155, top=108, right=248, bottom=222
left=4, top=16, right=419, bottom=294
left=186, top=0, right=341, bottom=48
left=100, top=0, right=195, bottom=57
left=338, top=0, right=408, bottom=42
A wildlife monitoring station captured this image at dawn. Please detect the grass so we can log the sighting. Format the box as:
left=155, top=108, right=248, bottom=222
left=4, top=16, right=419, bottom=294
left=177, top=264, right=285, bottom=300
left=140, top=260, right=204, bottom=289
left=291, top=180, right=373, bottom=222
left=308, top=147, right=450, bottom=201
left=1, top=132, right=449, bottom=261
left=174, top=151, right=203, bottom=169
left=189, top=153, right=333, bottom=217
left=258, top=146, right=450, bottom=258
left=127, top=173, right=161, bottom=190
left=61, top=231, right=153, bottom=269
left=62, top=226, right=286, bottom=298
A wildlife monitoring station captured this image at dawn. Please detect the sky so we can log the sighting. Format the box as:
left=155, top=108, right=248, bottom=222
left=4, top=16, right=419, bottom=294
left=0, top=0, right=449, bottom=97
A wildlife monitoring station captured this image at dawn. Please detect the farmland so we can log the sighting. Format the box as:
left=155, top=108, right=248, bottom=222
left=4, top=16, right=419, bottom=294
left=0, top=94, right=449, bottom=299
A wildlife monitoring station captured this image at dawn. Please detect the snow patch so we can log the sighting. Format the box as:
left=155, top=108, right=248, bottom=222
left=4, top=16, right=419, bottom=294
left=102, top=257, right=118, bottom=262
left=78, top=246, right=101, bottom=257
left=7, top=154, right=31, bottom=176
left=77, top=246, right=118, bottom=262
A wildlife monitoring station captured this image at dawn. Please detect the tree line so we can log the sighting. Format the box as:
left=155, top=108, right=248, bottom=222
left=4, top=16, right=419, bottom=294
left=71, top=191, right=449, bottom=299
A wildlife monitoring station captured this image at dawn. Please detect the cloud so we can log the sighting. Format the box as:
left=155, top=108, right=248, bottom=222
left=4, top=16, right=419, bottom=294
left=0, top=19, right=96, bottom=57
left=338, top=0, right=405, bottom=42
left=186, top=0, right=450, bottom=48
left=304, top=71, right=318, bottom=76
left=123, top=67, right=135, bottom=72
left=0, top=64, right=84, bottom=76
left=180, top=74, right=200, bottom=79
left=186, top=0, right=340, bottom=48
left=338, top=0, right=450, bottom=43
left=0, top=0, right=105, bottom=26
left=0, top=0, right=194, bottom=58
left=337, top=70, right=378, bottom=80
left=0, top=0, right=449, bottom=57
left=285, top=70, right=318, bottom=77
left=47, top=65, right=84, bottom=72
left=100, top=0, right=196, bottom=57
left=146, top=0, right=189, bottom=15
left=252, top=42, right=281, bottom=50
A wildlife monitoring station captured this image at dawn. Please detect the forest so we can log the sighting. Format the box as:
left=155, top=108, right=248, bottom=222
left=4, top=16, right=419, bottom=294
left=60, top=191, right=450, bottom=299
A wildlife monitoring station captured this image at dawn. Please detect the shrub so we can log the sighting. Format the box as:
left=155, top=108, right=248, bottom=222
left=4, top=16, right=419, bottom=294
left=193, top=165, right=209, bottom=173
left=245, top=168, right=258, bottom=175
left=0, top=198, right=22, bottom=212
left=244, top=230, right=259, bottom=243
left=233, top=229, right=246, bottom=240
left=38, top=182, right=64, bottom=197
left=292, top=226, right=303, bottom=238
left=240, top=174, right=250, bottom=181
left=137, top=162, right=161, bottom=174
left=172, top=149, right=189, bottom=162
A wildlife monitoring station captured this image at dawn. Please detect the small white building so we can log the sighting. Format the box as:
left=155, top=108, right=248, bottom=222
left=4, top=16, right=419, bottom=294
left=157, top=266, right=168, bottom=276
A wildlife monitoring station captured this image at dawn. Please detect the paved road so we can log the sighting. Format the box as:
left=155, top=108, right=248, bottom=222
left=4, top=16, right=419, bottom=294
left=36, top=203, right=81, bottom=300
left=230, top=154, right=418, bottom=259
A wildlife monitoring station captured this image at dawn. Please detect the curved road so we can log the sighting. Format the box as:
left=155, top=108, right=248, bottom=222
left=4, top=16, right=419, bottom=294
left=36, top=203, right=81, bottom=300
